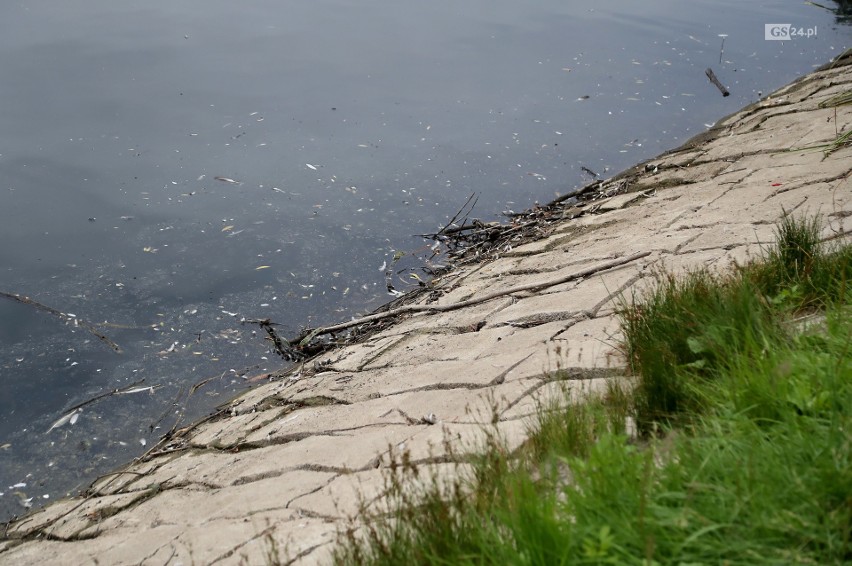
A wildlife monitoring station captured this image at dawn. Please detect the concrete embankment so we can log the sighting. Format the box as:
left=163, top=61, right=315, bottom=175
left=2, top=55, right=851, bottom=565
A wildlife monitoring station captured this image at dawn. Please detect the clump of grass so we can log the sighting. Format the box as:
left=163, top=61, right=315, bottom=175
left=620, top=267, right=779, bottom=430
left=331, top=215, right=851, bottom=566
left=623, top=214, right=849, bottom=430
left=754, top=213, right=850, bottom=306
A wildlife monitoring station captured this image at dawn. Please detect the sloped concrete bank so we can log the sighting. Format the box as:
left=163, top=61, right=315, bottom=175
left=2, top=56, right=851, bottom=565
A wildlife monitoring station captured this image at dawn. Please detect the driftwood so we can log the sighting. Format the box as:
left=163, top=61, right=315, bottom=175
left=705, top=68, right=730, bottom=97
left=298, top=250, right=651, bottom=346
left=0, top=290, right=122, bottom=353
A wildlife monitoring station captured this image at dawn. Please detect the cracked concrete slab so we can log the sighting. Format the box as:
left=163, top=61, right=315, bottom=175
left=499, top=377, right=618, bottom=421
left=3, top=54, right=850, bottom=566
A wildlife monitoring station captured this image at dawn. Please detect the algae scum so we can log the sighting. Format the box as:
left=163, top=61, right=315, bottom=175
left=1, top=0, right=849, bottom=521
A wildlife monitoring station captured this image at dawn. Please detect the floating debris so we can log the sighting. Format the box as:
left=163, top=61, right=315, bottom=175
left=705, top=67, right=730, bottom=97
left=118, top=385, right=160, bottom=395
left=46, top=409, right=81, bottom=433
left=159, top=342, right=178, bottom=354
left=214, top=176, right=240, bottom=184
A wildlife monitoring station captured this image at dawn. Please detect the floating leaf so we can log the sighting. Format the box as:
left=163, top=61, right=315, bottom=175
left=255, top=265, right=271, bottom=270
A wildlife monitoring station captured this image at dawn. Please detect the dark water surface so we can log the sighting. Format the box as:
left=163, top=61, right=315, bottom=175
left=1, top=1, right=849, bottom=520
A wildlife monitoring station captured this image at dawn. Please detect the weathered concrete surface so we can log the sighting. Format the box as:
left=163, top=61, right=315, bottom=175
left=2, top=58, right=851, bottom=566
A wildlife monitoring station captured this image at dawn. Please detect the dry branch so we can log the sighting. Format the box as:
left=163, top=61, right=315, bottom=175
left=0, top=290, right=122, bottom=353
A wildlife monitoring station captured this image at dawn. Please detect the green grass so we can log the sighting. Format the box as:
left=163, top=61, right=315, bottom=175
left=331, top=215, right=852, bottom=566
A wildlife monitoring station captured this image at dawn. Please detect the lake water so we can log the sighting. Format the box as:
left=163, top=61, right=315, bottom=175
left=1, top=0, right=849, bottom=521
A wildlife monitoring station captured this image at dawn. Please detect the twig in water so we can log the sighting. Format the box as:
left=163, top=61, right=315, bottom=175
left=189, top=371, right=227, bottom=396
left=46, top=380, right=152, bottom=433
left=149, top=384, right=188, bottom=434
left=437, top=192, right=479, bottom=235
left=244, top=318, right=305, bottom=361
left=0, top=290, right=122, bottom=353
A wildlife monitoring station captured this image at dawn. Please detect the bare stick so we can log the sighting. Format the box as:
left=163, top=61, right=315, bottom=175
left=298, top=251, right=651, bottom=345
left=436, top=192, right=479, bottom=236
left=0, top=290, right=122, bottom=353
left=705, top=68, right=730, bottom=97
left=63, top=380, right=149, bottom=414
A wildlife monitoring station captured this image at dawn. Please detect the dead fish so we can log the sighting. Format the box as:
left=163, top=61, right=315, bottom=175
left=158, top=342, right=178, bottom=354
left=46, top=409, right=81, bottom=433
left=214, top=176, right=240, bottom=184
left=15, top=493, right=33, bottom=509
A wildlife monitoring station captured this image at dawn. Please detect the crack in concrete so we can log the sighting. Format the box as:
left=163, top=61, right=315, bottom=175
left=489, top=353, right=536, bottom=385
left=503, top=253, right=620, bottom=276
left=355, top=335, right=416, bottom=371
left=498, top=379, right=551, bottom=414
left=546, top=313, right=594, bottom=341
left=763, top=167, right=852, bottom=201
left=491, top=310, right=586, bottom=329
left=687, top=146, right=810, bottom=169
left=588, top=271, right=645, bottom=316
left=132, top=536, right=181, bottom=566
left=208, top=523, right=277, bottom=565
left=283, top=541, right=331, bottom=566
left=207, top=430, right=339, bottom=452
left=676, top=240, right=773, bottom=254
left=285, top=474, right=339, bottom=509
left=673, top=232, right=703, bottom=253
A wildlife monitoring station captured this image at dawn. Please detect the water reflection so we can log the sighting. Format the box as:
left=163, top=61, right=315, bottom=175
left=0, top=0, right=848, bottom=521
